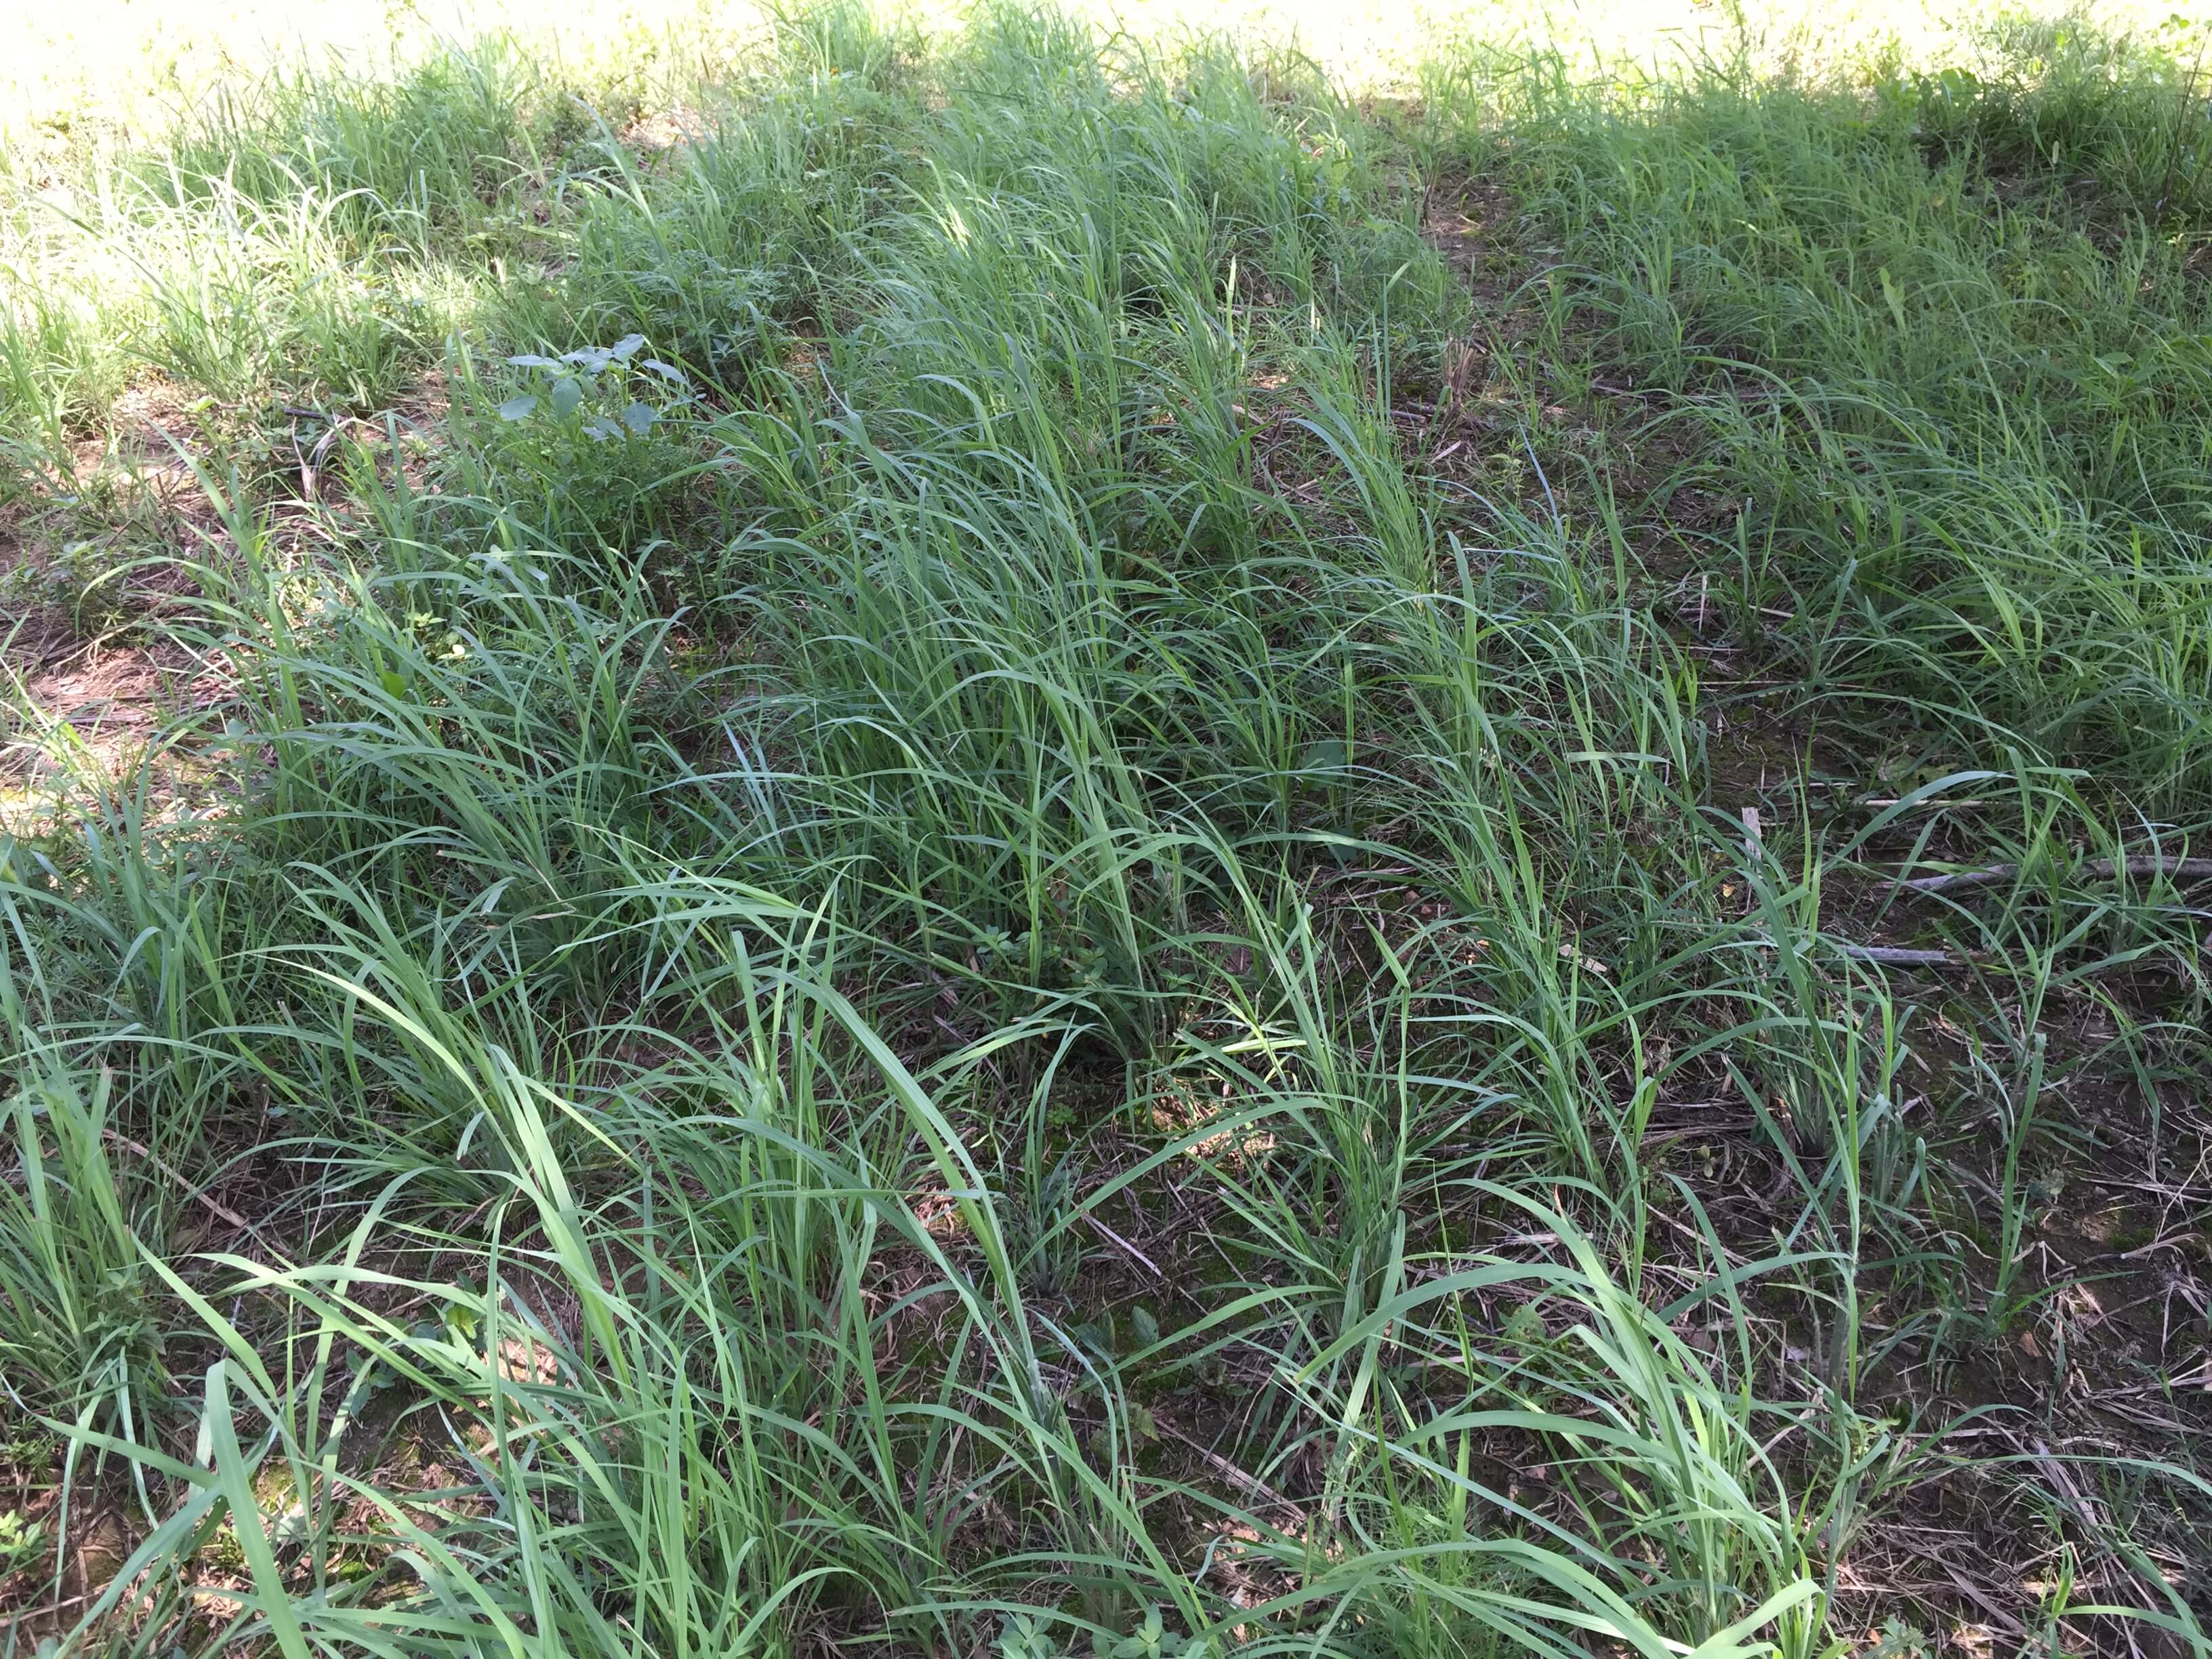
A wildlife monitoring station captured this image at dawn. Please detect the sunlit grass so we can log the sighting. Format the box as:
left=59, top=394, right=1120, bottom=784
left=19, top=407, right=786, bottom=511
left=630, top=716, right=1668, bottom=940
left=3, top=0, right=2209, bottom=1652
left=5, top=0, right=2205, bottom=136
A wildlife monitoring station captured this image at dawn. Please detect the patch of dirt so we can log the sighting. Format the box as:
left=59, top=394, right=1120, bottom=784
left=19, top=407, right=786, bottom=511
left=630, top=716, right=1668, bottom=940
left=12, top=638, right=194, bottom=741
left=1420, top=176, right=1534, bottom=317
left=3, top=363, right=465, bottom=833
left=1, top=380, right=255, bottom=827
left=0, top=1492, right=136, bottom=1648
left=620, top=107, right=709, bottom=157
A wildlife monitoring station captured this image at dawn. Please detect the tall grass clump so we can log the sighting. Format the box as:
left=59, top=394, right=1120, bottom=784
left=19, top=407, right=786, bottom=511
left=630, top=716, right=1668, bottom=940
left=2, top=3, right=2207, bottom=1653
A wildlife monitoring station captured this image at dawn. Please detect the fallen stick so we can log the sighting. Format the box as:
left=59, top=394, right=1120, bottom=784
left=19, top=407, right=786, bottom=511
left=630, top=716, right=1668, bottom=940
left=1759, top=937, right=1971, bottom=968
left=1832, top=943, right=1960, bottom=966
left=101, top=1128, right=279, bottom=1250
left=1895, top=855, right=2212, bottom=897
left=1155, top=1418, right=1297, bottom=1513
left=1084, top=1210, right=1164, bottom=1279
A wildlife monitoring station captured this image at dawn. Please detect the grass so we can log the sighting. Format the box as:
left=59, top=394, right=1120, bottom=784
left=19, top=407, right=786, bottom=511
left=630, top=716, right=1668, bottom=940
left=3, top=0, right=2210, bottom=1653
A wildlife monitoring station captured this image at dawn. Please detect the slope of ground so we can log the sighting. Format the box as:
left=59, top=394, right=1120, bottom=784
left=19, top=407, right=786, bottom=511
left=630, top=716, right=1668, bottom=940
left=1, top=5, right=2209, bottom=1656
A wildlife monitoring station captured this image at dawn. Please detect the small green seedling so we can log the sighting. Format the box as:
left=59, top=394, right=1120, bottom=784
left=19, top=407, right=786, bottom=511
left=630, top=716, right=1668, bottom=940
left=497, top=333, right=690, bottom=441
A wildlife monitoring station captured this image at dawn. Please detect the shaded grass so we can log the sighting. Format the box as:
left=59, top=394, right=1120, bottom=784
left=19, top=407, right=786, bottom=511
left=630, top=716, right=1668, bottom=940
left=3, top=4, right=2211, bottom=1655
left=1426, top=28, right=2212, bottom=802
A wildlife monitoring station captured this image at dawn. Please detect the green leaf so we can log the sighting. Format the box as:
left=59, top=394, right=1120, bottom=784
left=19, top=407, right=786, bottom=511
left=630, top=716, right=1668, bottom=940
left=609, top=333, right=647, bottom=361
left=1681, top=1578, right=1821, bottom=1658
left=1298, top=738, right=1349, bottom=773
left=1878, top=267, right=1908, bottom=331
left=497, top=393, right=538, bottom=421
left=205, top=1364, right=312, bottom=1659
left=377, top=670, right=407, bottom=700
left=621, top=401, right=657, bottom=434
left=548, top=377, right=584, bottom=417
